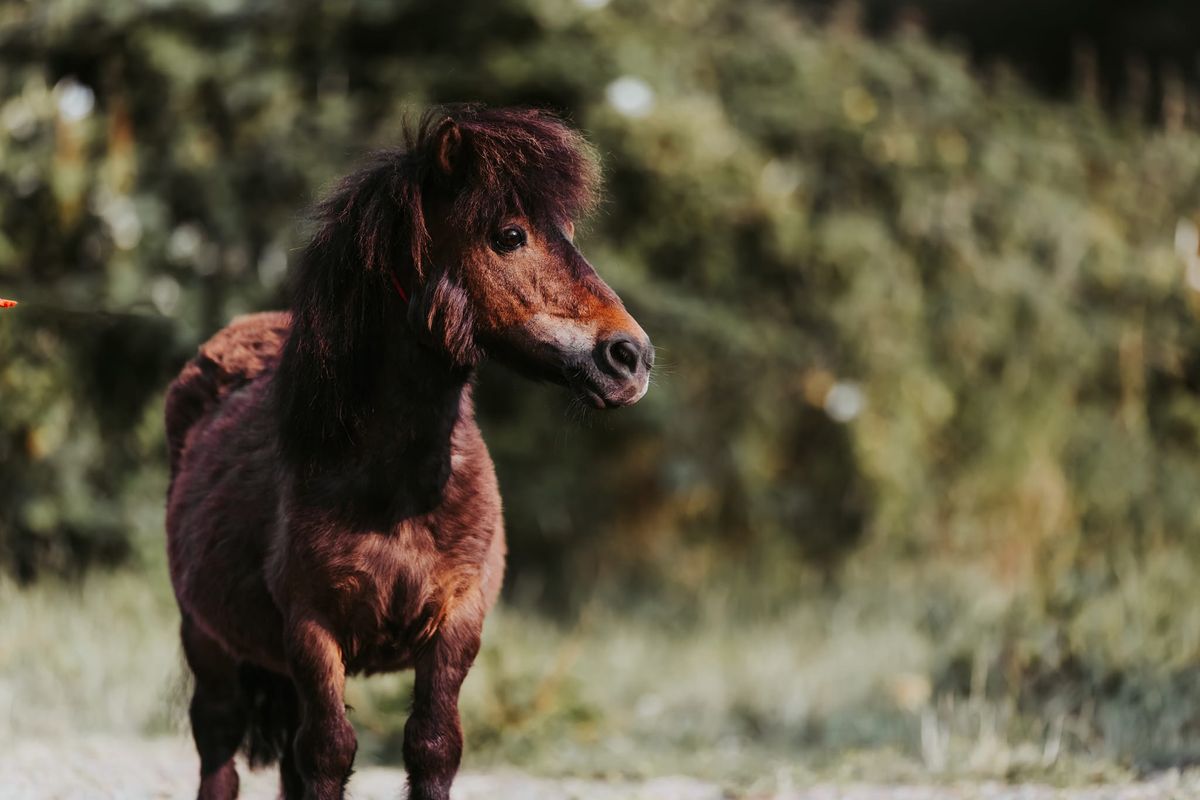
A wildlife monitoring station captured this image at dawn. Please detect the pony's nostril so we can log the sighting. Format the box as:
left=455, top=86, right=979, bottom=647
left=602, top=338, right=642, bottom=378
left=613, top=340, right=640, bottom=373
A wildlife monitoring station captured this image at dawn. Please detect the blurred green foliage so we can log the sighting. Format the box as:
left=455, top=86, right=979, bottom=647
left=4, top=0, right=1200, bottom=767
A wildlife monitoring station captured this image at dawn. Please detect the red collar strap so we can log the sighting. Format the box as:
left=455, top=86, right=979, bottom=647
left=389, top=271, right=409, bottom=304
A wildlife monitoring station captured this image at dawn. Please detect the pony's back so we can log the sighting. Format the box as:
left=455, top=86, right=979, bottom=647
left=164, top=311, right=291, bottom=480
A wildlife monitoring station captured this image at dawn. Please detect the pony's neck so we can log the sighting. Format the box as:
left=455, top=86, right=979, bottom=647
left=296, top=321, right=474, bottom=528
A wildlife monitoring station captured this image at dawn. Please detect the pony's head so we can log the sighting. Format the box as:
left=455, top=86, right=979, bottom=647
left=277, top=106, right=652, bottom=454
left=413, top=107, right=653, bottom=407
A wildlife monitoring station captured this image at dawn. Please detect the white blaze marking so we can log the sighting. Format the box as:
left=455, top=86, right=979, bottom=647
left=525, top=313, right=597, bottom=354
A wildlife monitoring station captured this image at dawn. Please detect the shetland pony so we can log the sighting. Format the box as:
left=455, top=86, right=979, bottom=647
left=164, top=106, right=652, bottom=800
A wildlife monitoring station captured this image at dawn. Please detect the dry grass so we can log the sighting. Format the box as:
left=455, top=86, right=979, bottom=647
left=0, top=570, right=182, bottom=741
left=4, top=560, right=1182, bottom=792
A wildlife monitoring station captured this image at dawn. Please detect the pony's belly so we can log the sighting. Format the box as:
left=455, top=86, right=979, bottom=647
left=345, top=635, right=419, bottom=676
left=171, top=555, right=288, bottom=671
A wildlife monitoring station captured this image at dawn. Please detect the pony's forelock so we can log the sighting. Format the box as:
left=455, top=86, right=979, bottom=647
left=412, top=105, right=601, bottom=238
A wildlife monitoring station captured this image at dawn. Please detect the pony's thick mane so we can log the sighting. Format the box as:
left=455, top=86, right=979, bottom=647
left=273, top=106, right=599, bottom=465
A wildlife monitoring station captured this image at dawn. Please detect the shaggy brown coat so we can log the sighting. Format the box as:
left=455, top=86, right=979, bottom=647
left=164, top=106, right=652, bottom=800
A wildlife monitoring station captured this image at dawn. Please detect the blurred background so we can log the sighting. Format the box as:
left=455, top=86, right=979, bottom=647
left=3, top=0, right=1200, bottom=790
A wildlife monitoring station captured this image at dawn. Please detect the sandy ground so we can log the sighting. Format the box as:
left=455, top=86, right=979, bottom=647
left=4, top=736, right=1200, bottom=800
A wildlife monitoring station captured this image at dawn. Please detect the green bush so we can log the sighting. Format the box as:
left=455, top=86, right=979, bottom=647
left=3, top=0, right=1200, bottom=585
left=4, top=0, right=1200, bottom=765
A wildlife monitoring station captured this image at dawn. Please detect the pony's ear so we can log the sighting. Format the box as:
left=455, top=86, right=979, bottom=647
left=433, top=118, right=463, bottom=176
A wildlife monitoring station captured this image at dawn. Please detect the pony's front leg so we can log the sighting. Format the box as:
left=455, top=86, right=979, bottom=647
left=403, top=612, right=483, bottom=800
left=285, top=618, right=357, bottom=800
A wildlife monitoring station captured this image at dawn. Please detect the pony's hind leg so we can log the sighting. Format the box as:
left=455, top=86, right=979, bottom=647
left=181, top=616, right=247, bottom=800
left=279, top=730, right=305, bottom=800
left=234, top=663, right=302, bottom=799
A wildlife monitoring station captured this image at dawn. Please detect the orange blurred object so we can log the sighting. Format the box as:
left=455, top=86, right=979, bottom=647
left=0, top=298, right=17, bottom=308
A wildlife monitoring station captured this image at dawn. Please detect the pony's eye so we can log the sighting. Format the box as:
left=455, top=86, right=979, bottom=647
left=491, top=226, right=527, bottom=253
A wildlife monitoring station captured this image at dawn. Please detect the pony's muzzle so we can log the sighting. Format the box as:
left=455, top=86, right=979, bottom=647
left=588, top=334, right=653, bottom=408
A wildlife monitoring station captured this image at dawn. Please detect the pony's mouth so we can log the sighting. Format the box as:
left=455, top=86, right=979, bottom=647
left=578, top=382, right=616, bottom=409
left=573, top=374, right=648, bottom=409
left=580, top=383, right=608, bottom=409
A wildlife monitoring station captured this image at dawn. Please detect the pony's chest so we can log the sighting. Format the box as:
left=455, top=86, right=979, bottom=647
left=324, top=515, right=493, bottom=675
left=322, top=530, right=447, bottom=674
left=279, top=431, right=503, bottom=674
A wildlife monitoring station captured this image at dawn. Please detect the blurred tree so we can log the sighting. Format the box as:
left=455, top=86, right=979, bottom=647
left=805, top=0, right=1200, bottom=120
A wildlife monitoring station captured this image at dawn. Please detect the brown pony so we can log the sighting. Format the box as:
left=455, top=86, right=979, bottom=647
left=164, top=106, right=652, bottom=800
